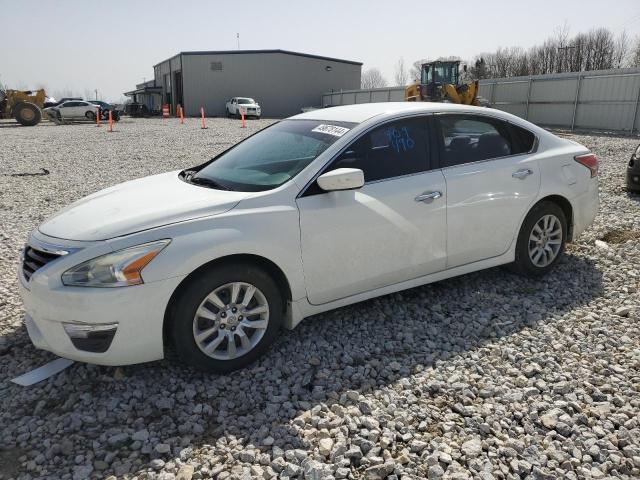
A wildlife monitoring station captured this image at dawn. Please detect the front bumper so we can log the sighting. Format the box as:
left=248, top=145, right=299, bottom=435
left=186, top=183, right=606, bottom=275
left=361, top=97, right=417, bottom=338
left=18, top=234, right=185, bottom=366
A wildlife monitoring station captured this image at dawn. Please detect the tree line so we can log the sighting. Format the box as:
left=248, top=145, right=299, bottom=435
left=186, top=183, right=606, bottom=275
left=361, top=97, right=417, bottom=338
left=362, top=26, right=640, bottom=88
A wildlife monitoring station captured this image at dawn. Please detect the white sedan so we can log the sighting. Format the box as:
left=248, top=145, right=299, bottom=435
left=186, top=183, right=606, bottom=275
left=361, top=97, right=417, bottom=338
left=18, top=103, right=599, bottom=372
left=45, top=100, right=99, bottom=120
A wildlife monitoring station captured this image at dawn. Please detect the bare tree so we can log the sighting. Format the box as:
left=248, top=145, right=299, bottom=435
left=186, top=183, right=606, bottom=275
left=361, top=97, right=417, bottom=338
left=409, top=60, right=425, bottom=82
left=632, top=36, right=640, bottom=67
left=613, top=30, right=631, bottom=68
left=394, top=57, right=409, bottom=86
left=361, top=68, right=388, bottom=89
left=465, top=24, right=629, bottom=79
left=469, top=56, right=490, bottom=79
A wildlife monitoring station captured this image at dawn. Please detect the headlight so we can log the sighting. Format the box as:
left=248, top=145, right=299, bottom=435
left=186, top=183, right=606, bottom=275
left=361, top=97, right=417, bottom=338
left=61, top=240, right=170, bottom=287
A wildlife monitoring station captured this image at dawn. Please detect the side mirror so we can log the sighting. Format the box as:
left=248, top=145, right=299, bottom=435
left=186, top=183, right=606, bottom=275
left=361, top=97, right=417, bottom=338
left=317, top=168, right=364, bottom=192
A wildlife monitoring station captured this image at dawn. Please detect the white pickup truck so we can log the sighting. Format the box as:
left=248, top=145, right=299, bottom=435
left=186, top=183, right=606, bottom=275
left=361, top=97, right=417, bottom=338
left=226, top=97, right=261, bottom=119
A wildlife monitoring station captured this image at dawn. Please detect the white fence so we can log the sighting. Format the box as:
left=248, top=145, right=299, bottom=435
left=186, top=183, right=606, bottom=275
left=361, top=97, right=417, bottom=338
left=321, top=87, right=406, bottom=107
left=321, top=67, right=640, bottom=134
left=479, top=68, right=640, bottom=133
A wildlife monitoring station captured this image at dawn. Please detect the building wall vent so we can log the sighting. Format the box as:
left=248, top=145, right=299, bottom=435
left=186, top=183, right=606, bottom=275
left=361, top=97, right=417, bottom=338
left=210, top=62, right=223, bottom=71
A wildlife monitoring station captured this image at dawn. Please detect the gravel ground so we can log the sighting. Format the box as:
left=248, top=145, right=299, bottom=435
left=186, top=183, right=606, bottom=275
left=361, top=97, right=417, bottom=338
left=0, top=118, right=639, bottom=480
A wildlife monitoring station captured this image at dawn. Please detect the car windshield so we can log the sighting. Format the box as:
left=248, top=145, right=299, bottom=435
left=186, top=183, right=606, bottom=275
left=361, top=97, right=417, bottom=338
left=187, top=119, right=356, bottom=192
left=237, top=98, right=254, bottom=104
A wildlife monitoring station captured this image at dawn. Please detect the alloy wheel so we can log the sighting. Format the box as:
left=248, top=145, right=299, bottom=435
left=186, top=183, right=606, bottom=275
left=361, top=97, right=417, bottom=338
left=192, top=282, right=269, bottom=360
left=528, top=214, right=562, bottom=267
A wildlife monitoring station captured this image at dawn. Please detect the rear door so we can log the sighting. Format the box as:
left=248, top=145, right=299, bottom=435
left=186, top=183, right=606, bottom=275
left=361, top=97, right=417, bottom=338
left=77, top=101, right=92, bottom=117
left=296, top=116, right=447, bottom=305
left=434, top=114, right=540, bottom=268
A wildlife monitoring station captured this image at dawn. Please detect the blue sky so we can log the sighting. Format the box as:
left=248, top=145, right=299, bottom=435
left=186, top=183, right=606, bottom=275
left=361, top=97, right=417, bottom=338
left=1, top=0, right=638, bottom=101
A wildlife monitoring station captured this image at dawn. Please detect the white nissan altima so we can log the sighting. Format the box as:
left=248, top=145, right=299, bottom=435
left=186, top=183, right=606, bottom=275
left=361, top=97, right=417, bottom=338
left=18, top=103, right=599, bottom=372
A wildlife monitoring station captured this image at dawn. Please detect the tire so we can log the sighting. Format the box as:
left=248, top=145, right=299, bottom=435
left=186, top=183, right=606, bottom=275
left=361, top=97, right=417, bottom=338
left=85, top=110, right=96, bottom=121
left=170, top=263, right=283, bottom=373
left=511, top=201, right=567, bottom=277
left=13, top=102, right=42, bottom=126
left=226, top=109, right=231, bottom=118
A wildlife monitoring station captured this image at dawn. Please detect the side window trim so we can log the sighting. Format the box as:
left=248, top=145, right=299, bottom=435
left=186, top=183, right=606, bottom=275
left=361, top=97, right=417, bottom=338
left=433, top=112, right=539, bottom=170
left=297, top=114, right=434, bottom=198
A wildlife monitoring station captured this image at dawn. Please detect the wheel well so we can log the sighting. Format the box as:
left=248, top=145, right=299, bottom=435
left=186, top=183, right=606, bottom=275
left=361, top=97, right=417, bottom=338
left=537, top=195, right=574, bottom=241
left=162, top=254, right=292, bottom=349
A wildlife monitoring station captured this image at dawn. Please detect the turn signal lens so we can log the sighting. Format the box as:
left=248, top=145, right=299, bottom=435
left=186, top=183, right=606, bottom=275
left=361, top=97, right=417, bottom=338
left=574, top=153, right=598, bottom=178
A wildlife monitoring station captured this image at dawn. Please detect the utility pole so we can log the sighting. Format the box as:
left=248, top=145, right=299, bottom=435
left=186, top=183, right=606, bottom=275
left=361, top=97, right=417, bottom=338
left=237, top=33, right=240, bottom=49
left=94, top=89, right=98, bottom=100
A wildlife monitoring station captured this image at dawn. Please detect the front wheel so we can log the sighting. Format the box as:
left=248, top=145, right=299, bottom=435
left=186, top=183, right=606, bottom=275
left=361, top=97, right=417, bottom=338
left=171, top=263, right=283, bottom=373
left=511, top=201, right=567, bottom=277
left=85, top=110, right=96, bottom=121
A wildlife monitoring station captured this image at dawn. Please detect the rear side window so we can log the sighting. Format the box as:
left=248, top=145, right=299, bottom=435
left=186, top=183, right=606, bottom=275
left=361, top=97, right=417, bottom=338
left=437, top=115, right=534, bottom=167
left=330, top=117, right=430, bottom=183
left=509, top=124, right=536, bottom=153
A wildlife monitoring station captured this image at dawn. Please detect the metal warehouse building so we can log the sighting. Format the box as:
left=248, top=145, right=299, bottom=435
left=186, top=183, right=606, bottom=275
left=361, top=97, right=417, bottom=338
left=153, top=49, right=362, bottom=118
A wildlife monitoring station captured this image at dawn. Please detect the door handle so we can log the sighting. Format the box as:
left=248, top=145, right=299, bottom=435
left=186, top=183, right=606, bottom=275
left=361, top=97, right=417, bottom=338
left=415, top=191, right=442, bottom=203
left=512, top=168, right=533, bottom=179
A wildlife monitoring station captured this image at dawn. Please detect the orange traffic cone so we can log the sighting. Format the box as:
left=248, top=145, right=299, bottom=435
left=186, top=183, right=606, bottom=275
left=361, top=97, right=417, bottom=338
left=200, top=107, right=207, bottom=129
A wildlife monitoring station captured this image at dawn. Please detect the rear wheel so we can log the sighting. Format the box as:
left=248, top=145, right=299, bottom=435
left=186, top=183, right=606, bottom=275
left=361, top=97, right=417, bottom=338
left=171, top=263, right=283, bottom=373
left=511, top=201, right=567, bottom=277
left=13, top=102, right=42, bottom=126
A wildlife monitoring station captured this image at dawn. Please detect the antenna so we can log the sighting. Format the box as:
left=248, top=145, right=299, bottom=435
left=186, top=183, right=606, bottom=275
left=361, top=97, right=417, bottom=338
left=237, top=33, right=240, bottom=49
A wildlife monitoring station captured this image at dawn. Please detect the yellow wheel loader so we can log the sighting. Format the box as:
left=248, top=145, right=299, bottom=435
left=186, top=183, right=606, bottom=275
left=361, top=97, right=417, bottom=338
left=0, top=88, right=45, bottom=126
left=405, top=60, right=482, bottom=106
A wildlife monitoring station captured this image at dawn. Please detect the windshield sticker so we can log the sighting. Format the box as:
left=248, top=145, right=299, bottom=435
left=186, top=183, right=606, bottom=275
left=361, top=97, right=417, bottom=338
left=312, top=124, right=350, bottom=137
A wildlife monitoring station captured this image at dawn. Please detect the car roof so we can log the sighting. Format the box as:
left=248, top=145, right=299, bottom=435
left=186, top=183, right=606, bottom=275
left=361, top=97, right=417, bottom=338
left=290, top=102, right=514, bottom=124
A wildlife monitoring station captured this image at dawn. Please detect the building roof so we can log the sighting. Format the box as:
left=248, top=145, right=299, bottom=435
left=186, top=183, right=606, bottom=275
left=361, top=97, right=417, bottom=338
left=153, top=49, right=363, bottom=68
left=124, top=85, right=162, bottom=97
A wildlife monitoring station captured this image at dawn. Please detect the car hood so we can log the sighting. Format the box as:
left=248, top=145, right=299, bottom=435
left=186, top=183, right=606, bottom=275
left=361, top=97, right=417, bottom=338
left=39, top=171, right=249, bottom=241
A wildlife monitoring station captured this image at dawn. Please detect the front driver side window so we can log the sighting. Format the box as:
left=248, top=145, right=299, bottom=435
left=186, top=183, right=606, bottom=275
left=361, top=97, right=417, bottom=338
left=330, top=117, right=429, bottom=183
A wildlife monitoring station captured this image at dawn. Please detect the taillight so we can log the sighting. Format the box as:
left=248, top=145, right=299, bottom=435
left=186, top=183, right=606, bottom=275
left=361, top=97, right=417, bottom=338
left=574, top=153, right=598, bottom=178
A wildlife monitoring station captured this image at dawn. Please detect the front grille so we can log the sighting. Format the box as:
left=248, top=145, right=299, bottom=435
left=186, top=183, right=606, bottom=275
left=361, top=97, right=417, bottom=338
left=22, top=246, right=62, bottom=281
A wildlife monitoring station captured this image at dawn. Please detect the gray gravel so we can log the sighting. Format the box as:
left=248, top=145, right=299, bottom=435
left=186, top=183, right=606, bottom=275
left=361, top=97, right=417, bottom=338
left=1, top=118, right=639, bottom=480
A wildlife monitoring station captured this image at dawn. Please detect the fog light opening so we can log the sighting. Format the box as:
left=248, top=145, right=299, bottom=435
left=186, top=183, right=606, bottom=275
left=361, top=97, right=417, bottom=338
left=63, top=323, right=118, bottom=353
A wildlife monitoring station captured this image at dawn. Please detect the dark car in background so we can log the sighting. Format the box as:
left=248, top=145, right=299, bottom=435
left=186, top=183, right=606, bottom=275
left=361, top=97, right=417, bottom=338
left=89, top=100, right=120, bottom=121
left=627, top=144, right=640, bottom=192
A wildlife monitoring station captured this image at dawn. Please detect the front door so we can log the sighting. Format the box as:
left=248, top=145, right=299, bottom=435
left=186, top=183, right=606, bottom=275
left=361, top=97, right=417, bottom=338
left=435, top=114, right=540, bottom=268
left=59, top=102, right=76, bottom=117
left=296, top=116, right=447, bottom=305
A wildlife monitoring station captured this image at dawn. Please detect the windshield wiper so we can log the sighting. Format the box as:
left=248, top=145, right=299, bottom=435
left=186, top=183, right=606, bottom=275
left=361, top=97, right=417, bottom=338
left=188, top=174, right=230, bottom=190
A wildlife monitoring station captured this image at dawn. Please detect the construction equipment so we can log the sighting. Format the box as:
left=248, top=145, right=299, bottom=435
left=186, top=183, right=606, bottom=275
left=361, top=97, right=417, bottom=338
left=0, top=88, right=45, bottom=126
left=405, top=60, right=481, bottom=106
